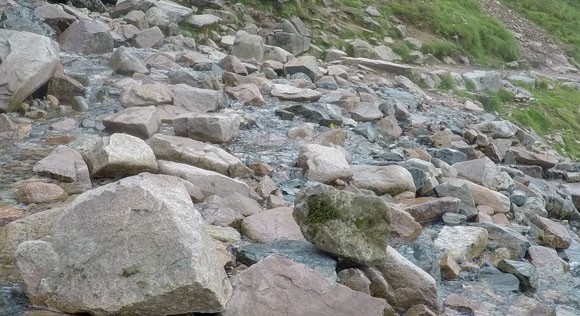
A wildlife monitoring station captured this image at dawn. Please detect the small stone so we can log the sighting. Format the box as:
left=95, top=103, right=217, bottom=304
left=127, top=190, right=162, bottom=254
left=17, top=182, right=66, bottom=204
left=442, top=212, right=467, bottom=226
left=338, top=268, right=371, bottom=295
left=0, top=205, right=24, bottom=226
left=497, top=259, right=538, bottom=292
left=434, top=226, right=488, bottom=261
left=439, top=252, right=461, bottom=280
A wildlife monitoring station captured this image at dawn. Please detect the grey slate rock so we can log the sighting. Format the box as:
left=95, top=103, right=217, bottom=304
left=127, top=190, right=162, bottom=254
left=497, top=259, right=538, bottom=292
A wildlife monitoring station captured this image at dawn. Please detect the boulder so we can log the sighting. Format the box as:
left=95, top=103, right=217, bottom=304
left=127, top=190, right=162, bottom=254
left=505, top=147, right=559, bottom=169
left=434, top=226, right=488, bottom=261
left=32, top=145, right=91, bottom=192
left=171, top=84, right=227, bottom=113
left=16, top=182, right=67, bottom=204
left=237, top=240, right=337, bottom=280
left=268, top=32, right=311, bottom=56
left=84, top=133, right=158, bottom=177
left=241, top=207, right=305, bottom=243
left=297, top=144, right=353, bottom=184
left=0, top=30, right=59, bottom=112
left=293, top=184, right=391, bottom=265
left=15, top=173, right=232, bottom=314
left=398, top=197, right=460, bottom=223
left=270, top=84, right=321, bottom=102
left=231, top=30, right=264, bottom=63
left=388, top=205, right=422, bottom=240
left=462, top=70, right=501, bottom=91
left=1, top=2, right=56, bottom=37
left=465, top=181, right=511, bottom=214
left=150, top=134, right=252, bottom=177
left=453, top=157, right=498, bottom=188
left=284, top=55, right=320, bottom=81
left=157, top=160, right=251, bottom=198
left=351, top=165, right=416, bottom=196
left=102, top=106, right=161, bottom=139
left=532, top=216, right=572, bottom=249
left=185, top=14, right=222, bottom=28
left=58, top=19, right=113, bottom=54
left=435, top=180, right=477, bottom=219
left=120, top=84, right=174, bottom=107
left=223, top=255, right=389, bottom=316
left=473, top=223, right=530, bottom=258
left=497, top=259, right=538, bottom=292
left=473, top=120, right=518, bottom=139
left=134, top=26, right=164, bottom=49
left=225, top=84, right=266, bottom=106
left=173, top=113, right=240, bottom=143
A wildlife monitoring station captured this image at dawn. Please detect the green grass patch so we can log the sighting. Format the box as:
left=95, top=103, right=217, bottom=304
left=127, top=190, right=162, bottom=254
left=387, top=0, right=519, bottom=63
left=422, top=39, right=461, bottom=59
left=501, top=0, right=580, bottom=61
left=480, top=88, right=513, bottom=112
left=436, top=73, right=456, bottom=90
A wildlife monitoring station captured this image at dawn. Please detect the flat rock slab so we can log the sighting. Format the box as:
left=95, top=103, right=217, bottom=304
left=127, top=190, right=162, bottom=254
left=398, top=197, right=460, bottom=223
left=351, top=165, right=416, bottom=196
left=157, top=160, right=251, bottom=198
left=532, top=216, right=572, bottom=249
left=453, top=157, right=498, bottom=188
left=15, top=173, right=232, bottom=315
left=341, top=57, right=424, bottom=75
left=102, top=106, right=161, bottom=139
left=236, top=240, right=337, bottom=280
left=120, top=83, right=174, bottom=107
left=293, top=184, right=391, bottom=266
left=271, top=84, right=322, bottom=102
left=32, top=145, right=91, bottom=192
left=171, top=84, right=226, bottom=114
left=150, top=134, right=252, bottom=177
left=434, top=226, right=488, bottom=261
left=241, top=207, right=305, bottom=243
left=222, top=254, right=388, bottom=316
left=85, top=133, right=158, bottom=177
left=174, top=113, right=241, bottom=144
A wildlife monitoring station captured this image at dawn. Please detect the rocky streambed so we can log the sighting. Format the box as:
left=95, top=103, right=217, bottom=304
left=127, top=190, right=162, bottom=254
left=3, top=1, right=580, bottom=316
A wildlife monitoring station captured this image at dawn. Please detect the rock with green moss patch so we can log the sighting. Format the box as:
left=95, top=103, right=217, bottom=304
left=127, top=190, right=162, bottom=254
left=293, top=184, right=391, bottom=265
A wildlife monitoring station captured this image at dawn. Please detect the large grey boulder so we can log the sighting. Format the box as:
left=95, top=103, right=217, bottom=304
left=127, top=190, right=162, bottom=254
left=297, top=144, right=353, bottom=184
left=284, top=55, right=321, bottom=81
left=120, top=83, right=174, bottom=107
left=84, top=133, right=158, bottom=177
left=462, top=70, right=502, bottom=91
left=268, top=31, right=311, bottom=56
left=58, top=19, right=113, bottom=54
left=174, top=113, right=241, bottom=143
left=15, top=173, right=232, bottom=315
left=1, top=2, right=56, bottom=37
left=171, top=84, right=227, bottom=113
left=108, top=46, right=149, bottom=75
left=473, top=120, right=518, bottom=139
left=453, top=157, right=498, bottom=188
left=0, top=30, right=59, bottom=112
left=102, top=106, right=161, bottom=139
left=293, top=184, right=391, bottom=265
left=223, top=255, right=389, bottom=316
left=231, top=30, right=264, bottom=63
left=150, top=134, right=252, bottom=177
left=32, top=145, right=92, bottom=192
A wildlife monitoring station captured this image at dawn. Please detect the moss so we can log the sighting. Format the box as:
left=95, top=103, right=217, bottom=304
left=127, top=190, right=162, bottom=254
left=306, top=196, right=340, bottom=224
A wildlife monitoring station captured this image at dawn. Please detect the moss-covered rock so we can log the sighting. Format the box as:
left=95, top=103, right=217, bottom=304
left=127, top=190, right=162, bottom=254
left=293, top=184, right=391, bottom=265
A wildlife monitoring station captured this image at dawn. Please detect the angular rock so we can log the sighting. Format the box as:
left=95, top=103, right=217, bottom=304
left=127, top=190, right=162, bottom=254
left=532, top=216, right=572, bottom=249
left=350, top=102, right=383, bottom=122
left=465, top=181, right=511, bottom=214
left=15, top=173, right=232, bottom=314
left=225, top=84, right=265, bottom=106
left=284, top=55, right=320, bottom=81
left=174, top=113, right=240, bottom=143
left=462, top=70, right=501, bottom=91
left=218, top=55, right=247, bottom=75
left=398, top=197, right=460, bottom=223
left=231, top=30, right=264, bottom=63
left=58, top=19, right=113, bottom=54
left=102, top=106, right=161, bottom=139
left=241, top=207, right=305, bottom=243
left=284, top=103, right=343, bottom=127
left=434, top=226, right=488, bottom=261
left=293, top=184, right=391, bottom=265
left=351, top=165, right=416, bottom=196
left=477, top=264, right=520, bottom=293
left=338, top=268, right=371, bottom=295
left=439, top=252, right=461, bottom=280
left=389, top=205, right=422, bottom=240
left=171, top=84, right=226, bottom=113
left=505, top=147, right=559, bottom=169
left=297, top=144, right=353, bottom=184
left=341, top=57, right=424, bottom=75
left=376, top=115, right=402, bottom=140
left=473, top=120, right=518, bottom=139
left=134, top=26, right=164, bottom=49
left=497, top=259, right=538, bottom=292
left=120, top=84, right=174, bottom=107
left=185, top=14, right=222, bottom=28
left=269, top=31, right=311, bottom=56
left=150, top=134, right=251, bottom=177
left=0, top=205, right=24, bottom=226
left=33, top=145, right=91, bottom=192
left=473, top=223, right=530, bottom=258
left=158, top=160, right=251, bottom=198
left=84, top=133, right=158, bottom=177
left=223, top=255, right=388, bottom=316
left=16, top=182, right=66, bottom=204
left=109, top=46, right=148, bottom=75
left=46, top=74, right=86, bottom=106
left=453, top=157, right=498, bottom=188
left=0, top=30, right=59, bottom=112
left=527, top=246, right=566, bottom=280
left=271, top=84, right=321, bottom=102
left=237, top=240, right=337, bottom=280
left=435, top=180, right=477, bottom=219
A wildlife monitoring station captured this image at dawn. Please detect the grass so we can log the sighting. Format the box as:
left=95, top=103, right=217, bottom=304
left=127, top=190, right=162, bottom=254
left=388, top=0, right=519, bottom=64
left=422, top=39, right=461, bottom=59
left=436, top=73, right=456, bottom=90
left=501, top=0, right=580, bottom=61
left=480, top=88, right=513, bottom=112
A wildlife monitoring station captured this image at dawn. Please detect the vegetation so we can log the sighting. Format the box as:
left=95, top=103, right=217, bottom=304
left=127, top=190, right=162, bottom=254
left=436, top=73, right=456, bottom=91
left=502, top=0, right=580, bottom=61
left=480, top=88, right=513, bottom=112
left=306, top=197, right=340, bottom=224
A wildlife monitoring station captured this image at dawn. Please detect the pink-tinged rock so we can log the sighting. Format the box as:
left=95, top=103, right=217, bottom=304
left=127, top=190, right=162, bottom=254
left=270, top=84, right=321, bottom=102
left=16, top=182, right=67, bottom=204
left=506, top=147, right=559, bottom=169
left=223, top=255, right=390, bottom=316
left=33, top=145, right=92, bottom=192
left=225, top=84, right=266, bottom=106
left=533, top=216, right=572, bottom=249
left=102, top=106, right=161, bottom=139
left=527, top=245, right=566, bottom=280
left=120, top=83, right=174, bottom=107
left=351, top=165, right=416, bottom=196
left=0, top=205, right=24, bottom=226
left=453, top=157, right=497, bottom=188
left=297, top=144, right=353, bottom=184
left=465, top=181, right=511, bottom=214
left=241, top=207, right=305, bottom=243
left=389, top=204, right=422, bottom=240
left=398, top=197, right=460, bottom=223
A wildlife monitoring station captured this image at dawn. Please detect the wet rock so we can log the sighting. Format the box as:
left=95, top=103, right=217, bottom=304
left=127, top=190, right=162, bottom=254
left=453, top=157, right=498, bottom=188
left=33, top=145, right=91, bottom=192
left=171, top=84, right=226, bottom=113
left=497, top=259, right=538, bottom=292
left=120, top=83, right=174, bottom=107
left=158, top=160, right=251, bottom=198
left=237, top=240, right=337, bottom=280
left=297, top=144, right=352, bottom=184
left=532, top=216, right=572, bottom=249
left=241, top=207, right=305, bottom=243
left=151, top=134, right=251, bottom=177
left=293, top=184, right=391, bottom=265
left=109, top=46, right=149, bottom=75
left=434, top=226, right=488, bottom=261
left=223, top=254, right=388, bottom=316
left=102, top=106, right=161, bottom=139
left=462, top=70, right=502, bottom=91
left=369, top=246, right=440, bottom=313
left=0, top=30, right=59, bottom=112
left=58, top=19, right=113, bottom=54
left=270, top=84, right=321, bottom=102
left=16, top=182, right=67, bottom=204
left=474, top=223, right=530, bottom=258
left=225, top=83, right=265, bottom=106
left=465, top=180, right=511, bottom=214
left=477, top=264, right=520, bottom=293
left=85, top=133, right=158, bottom=177
left=231, top=30, right=264, bottom=63
left=134, top=26, right=164, bottom=48
left=398, top=197, right=460, bottom=223
left=351, top=165, right=416, bottom=196
left=285, top=103, right=343, bottom=127
left=15, top=173, right=232, bottom=314
left=338, top=268, right=371, bottom=294
left=174, top=113, right=240, bottom=143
